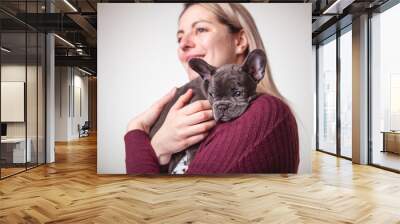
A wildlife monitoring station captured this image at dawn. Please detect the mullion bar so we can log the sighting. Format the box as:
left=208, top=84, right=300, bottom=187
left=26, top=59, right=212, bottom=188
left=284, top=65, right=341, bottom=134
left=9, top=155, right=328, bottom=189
left=44, top=0, right=47, bottom=164
left=336, top=28, right=341, bottom=157
left=316, top=44, right=319, bottom=151
left=367, top=10, right=373, bottom=165
left=36, top=0, right=39, bottom=168
left=25, top=0, right=28, bottom=171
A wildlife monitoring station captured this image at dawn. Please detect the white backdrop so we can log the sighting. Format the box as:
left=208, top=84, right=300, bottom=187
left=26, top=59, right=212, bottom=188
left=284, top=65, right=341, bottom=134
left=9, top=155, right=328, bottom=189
left=98, top=3, right=313, bottom=174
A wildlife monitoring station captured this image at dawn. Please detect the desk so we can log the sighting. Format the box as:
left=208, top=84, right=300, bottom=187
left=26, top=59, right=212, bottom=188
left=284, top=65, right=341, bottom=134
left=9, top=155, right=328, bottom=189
left=1, top=138, right=31, bottom=163
left=381, top=131, right=400, bottom=154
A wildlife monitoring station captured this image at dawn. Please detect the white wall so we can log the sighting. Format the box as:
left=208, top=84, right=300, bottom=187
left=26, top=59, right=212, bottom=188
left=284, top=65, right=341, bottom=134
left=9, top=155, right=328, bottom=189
left=98, top=3, right=313, bottom=174
left=55, top=67, right=89, bottom=141
left=55, top=67, right=69, bottom=141
left=72, top=72, right=89, bottom=138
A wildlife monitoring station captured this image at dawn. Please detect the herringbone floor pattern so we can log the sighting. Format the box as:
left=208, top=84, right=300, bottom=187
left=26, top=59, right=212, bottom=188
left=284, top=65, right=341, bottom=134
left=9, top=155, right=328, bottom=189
left=1, top=134, right=400, bottom=223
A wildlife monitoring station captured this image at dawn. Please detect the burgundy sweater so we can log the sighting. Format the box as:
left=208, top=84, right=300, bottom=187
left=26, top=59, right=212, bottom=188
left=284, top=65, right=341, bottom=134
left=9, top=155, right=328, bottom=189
left=124, top=94, right=299, bottom=174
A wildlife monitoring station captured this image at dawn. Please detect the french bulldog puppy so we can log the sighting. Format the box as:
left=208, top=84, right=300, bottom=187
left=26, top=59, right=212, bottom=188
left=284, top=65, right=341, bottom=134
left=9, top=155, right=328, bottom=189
left=149, top=49, right=267, bottom=173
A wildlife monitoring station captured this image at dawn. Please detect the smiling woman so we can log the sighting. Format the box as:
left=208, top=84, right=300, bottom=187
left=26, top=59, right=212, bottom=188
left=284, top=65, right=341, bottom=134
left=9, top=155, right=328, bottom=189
left=124, top=3, right=300, bottom=175
left=177, top=5, right=247, bottom=81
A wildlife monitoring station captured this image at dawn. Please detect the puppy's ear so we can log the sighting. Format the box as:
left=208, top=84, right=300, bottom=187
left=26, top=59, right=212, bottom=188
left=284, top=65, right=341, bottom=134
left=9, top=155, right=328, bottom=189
left=241, top=49, right=266, bottom=82
left=189, top=58, right=216, bottom=81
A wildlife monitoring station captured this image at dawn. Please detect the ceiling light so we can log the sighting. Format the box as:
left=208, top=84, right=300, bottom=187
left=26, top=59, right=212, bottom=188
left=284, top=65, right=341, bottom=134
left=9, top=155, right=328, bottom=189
left=63, top=0, right=78, bottom=12
left=322, top=0, right=355, bottom=15
left=78, top=67, right=93, bottom=76
left=54, top=34, right=75, bottom=48
left=1, top=47, right=11, bottom=53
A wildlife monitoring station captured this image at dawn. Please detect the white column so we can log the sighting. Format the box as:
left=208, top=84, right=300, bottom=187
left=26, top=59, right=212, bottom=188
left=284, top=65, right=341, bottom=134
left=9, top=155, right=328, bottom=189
left=45, top=1, right=55, bottom=163
left=46, top=33, right=55, bottom=163
left=352, top=14, right=369, bottom=164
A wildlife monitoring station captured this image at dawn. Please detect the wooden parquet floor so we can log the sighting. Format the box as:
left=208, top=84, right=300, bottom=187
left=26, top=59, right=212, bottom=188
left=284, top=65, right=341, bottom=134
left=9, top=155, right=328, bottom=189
left=1, top=134, right=400, bottom=223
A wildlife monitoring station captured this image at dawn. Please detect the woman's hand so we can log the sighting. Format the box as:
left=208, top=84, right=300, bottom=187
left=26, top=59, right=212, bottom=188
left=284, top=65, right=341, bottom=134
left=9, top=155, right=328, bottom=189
left=126, top=87, right=177, bottom=134
left=151, top=89, right=217, bottom=165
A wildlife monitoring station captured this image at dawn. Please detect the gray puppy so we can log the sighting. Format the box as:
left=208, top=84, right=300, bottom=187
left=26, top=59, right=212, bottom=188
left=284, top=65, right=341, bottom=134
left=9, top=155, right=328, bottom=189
left=149, top=49, right=267, bottom=173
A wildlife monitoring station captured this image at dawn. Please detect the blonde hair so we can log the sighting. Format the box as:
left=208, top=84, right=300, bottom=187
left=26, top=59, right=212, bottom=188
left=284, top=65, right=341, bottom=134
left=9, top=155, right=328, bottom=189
left=180, top=3, right=285, bottom=101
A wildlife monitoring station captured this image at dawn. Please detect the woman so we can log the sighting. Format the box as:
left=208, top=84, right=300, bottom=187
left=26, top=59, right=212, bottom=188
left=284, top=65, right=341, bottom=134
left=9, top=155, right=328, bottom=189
left=125, top=3, right=299, bottom=174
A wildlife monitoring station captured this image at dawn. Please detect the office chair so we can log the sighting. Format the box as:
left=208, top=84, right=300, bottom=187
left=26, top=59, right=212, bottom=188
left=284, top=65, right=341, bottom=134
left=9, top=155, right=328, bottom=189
left=79, top=121, right=90, bottom=138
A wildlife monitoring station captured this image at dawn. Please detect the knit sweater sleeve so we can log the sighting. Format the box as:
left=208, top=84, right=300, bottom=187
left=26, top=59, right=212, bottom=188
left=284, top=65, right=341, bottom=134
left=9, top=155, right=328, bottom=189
left=186, top=94, right=299, bottom=174
left=124, top=94, right=299, bottom=175
left=124, top=129, right=169, bottom=174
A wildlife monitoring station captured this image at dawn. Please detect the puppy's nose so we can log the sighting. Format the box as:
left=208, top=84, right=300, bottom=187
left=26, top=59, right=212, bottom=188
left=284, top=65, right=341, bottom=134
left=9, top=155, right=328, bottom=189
left=217, top=104, right=228, bottom=111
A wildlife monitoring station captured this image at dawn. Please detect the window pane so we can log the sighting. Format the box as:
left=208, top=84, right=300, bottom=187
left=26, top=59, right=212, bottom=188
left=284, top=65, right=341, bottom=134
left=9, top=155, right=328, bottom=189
left=371, top=3, right=400, bottom=171
left=318, top=37, right=337, bottom=154
left=340, top=29, right=352, bottom=158
left=27, top=31, right=38, bottom=169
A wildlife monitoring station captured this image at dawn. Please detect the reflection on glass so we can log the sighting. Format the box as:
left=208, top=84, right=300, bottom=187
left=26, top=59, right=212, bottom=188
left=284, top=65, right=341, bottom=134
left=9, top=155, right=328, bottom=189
left=371, top=3, right=400, bottom=171
left=318, top=37, right=337, bottom=154
left=390, top=75, right=400, bottom=130
left=340, top=29, right=352, bottom=158
left=0, top=1, right=46, bottom=179
left=38, top=33, right=46, bottom=165
left=27, top=31, right=38, bottom=169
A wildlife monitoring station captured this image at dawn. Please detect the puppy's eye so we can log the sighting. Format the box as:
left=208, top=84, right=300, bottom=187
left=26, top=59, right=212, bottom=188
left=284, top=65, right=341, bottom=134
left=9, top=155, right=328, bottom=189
left=209, top=92, right=214, bottom=98
left=233, top=90, right=241, bottom=97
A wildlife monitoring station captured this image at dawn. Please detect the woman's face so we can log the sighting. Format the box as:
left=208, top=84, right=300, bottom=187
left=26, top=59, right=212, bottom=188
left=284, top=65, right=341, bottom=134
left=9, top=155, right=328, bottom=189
left=177, top=5, right=246, bottom=80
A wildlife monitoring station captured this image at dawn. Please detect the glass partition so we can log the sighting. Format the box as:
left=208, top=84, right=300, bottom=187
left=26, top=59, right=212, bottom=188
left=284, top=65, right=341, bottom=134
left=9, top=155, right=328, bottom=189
left=317, top=36, right=337, bottom=155
left=38, top=32, right=45, bottom=165
left=371, top=3, right=400, bottom=171
left=339, top=28, right=352, bottom=158
left=27, top=31, right=38, bottom=169
left=0, top=1, right=46, bottom=179
left=1, top=31, right=28, bottom=177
